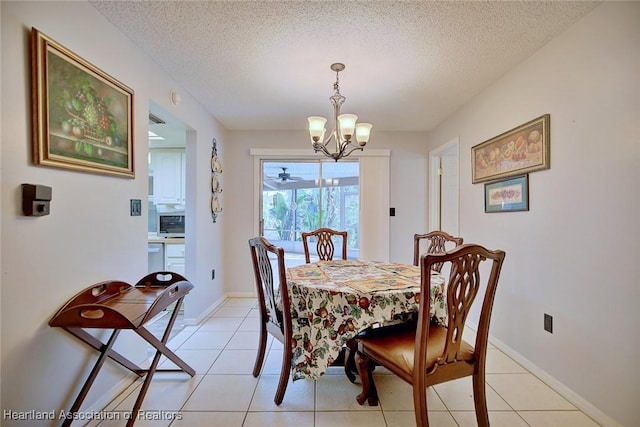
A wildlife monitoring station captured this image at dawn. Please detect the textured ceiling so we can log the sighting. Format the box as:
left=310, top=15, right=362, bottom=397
left=90, top=1, right=599, bottom=132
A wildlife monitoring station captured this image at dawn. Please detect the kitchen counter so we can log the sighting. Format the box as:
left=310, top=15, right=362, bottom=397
left=148, top=236, right=185, bottom=275
left=148, top=235, right=185, bottom=244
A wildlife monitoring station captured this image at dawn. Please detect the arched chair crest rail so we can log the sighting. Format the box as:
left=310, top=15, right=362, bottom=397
left=413, top=231, right=464, bottom=271
left=301, top=228, right=348, bottom=264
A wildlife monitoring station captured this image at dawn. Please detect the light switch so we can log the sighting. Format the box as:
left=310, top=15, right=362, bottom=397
left=130, top=199, right=142, bottom=216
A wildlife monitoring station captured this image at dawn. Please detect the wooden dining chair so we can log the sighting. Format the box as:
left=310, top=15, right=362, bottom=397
left=413, top=231, right=464, bottom=270
left=301, top=227, right=348, bottom=263
left=301, top=227, right=361, bottom=381
left=248, top=236, right=293, bottom=405
left=354, top=244, right=506, bottom=427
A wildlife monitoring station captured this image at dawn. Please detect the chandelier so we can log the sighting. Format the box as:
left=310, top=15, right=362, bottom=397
left=307, top=63, right=372, bottom=161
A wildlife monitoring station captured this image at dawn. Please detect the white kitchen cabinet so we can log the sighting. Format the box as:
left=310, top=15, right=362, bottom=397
left=165, top=242, right=185, bottom=275
left=148, top=243, right=164, bottom=273
left=151, top=149, right=185, bottom=204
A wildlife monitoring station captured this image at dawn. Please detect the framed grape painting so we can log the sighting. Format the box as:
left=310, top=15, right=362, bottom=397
left=31, top=28, right=134, bottom=178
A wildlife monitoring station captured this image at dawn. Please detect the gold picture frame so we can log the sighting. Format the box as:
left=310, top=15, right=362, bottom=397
left=31, top=28, right=134, bottom=178
left=472, top=114, right=549, bottom=184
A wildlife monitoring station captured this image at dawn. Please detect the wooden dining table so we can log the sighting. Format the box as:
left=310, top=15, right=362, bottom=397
left=286, top=259, right=447, bottom=381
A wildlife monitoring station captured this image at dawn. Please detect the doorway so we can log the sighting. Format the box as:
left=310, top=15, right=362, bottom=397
left=260, top=160, right=360, bottom=266
left=429, top=138, right=460, bottom=235
left=146, top=101, right=189, bottom=339
left=147, top=102, right=188, bottom=276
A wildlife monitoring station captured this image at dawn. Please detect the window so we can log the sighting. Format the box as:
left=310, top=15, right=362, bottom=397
left=261, top=160, right=359, bottom=262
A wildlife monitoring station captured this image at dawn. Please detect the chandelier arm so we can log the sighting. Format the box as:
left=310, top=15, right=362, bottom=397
left=330, top=94, right=344, bottom=153
left=315, top=130, right=336, bottom=148
left=341, top=145, right=364, bottom=159
left=335, top=132, right=343, bottom=158
left=323, top=130, right=335, bottom=146
left=312, top=142, right=333, bottom=158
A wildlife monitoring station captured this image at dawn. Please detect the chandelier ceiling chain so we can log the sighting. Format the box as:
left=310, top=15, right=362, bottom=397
left=307, top=63, right=372, bottom=161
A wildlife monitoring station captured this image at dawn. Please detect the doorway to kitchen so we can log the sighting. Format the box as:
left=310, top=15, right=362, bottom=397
left=147, top=102, right=188, bottom=340
left=260, top=159, right=360, bottom=267
left=147, top=102, right=187, bottom=274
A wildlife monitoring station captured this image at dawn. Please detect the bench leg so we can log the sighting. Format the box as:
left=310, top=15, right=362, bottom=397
left=126, top=297, right=193, bottom=426
left=61, top=330, right=121, bottom=427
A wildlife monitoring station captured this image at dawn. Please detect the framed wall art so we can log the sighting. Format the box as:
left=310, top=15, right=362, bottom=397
left=472, top=114, right=549, bottom=184
left=484, top=175, right=529, bottom=213
left=31, top=28, right=134, bottom=178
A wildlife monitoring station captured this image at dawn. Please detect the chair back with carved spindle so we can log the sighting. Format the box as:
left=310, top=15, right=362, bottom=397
left=302, top=228, right=348, bottom=264
left=413, top=231, right=464, bottom=271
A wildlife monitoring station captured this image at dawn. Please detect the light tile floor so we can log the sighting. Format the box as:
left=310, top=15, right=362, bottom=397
left=91, top=298, right=600, bottom=427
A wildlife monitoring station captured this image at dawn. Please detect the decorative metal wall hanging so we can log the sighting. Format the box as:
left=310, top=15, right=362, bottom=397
left=211, top=138, right=222, bottom=222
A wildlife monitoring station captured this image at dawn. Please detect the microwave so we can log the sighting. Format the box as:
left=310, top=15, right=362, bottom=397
left=157, top=212, right=185, bottom=238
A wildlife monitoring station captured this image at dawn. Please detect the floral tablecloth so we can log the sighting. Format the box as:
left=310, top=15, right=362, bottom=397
left=286, top=260, right=447, bottom=380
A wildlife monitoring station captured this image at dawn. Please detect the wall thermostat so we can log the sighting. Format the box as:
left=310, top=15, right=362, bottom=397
left=22, top=184, right=52, bottom=216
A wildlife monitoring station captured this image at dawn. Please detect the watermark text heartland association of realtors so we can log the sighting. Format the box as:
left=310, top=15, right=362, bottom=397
left=3, top=409, right=181, bottom=421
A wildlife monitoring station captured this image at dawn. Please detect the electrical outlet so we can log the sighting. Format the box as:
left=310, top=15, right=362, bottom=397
left=211, top=269, right=215, bottom=280
left=544, top=313, right=553, bottom=333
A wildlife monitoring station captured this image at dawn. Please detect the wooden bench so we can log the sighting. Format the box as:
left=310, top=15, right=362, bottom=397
left=49, top=271, right=195, bottom=426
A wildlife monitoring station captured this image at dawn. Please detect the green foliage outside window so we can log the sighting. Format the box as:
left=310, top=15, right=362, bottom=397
left=263, top=185, right=359, bottom=250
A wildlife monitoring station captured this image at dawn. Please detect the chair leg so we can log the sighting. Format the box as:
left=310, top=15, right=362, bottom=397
left=252, top=324, right=268, bottom=377
left=412, top=381, right=430, bottom=427
left=355, top=351, right=378, bottom=406
left=344, top=338, right=357, bottom=383
left=274, top=342, right=292, bottom=405
left=472, top=373, right=490, bottom=427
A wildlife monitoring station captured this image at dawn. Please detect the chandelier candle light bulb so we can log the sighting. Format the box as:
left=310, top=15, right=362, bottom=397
left=338, top=113, right=357, bottom=140
left=308, top=116, right=327, bottom=143
left=355, top=123, right=373, bottom=146
left=307, top=63, right=372, bottom=161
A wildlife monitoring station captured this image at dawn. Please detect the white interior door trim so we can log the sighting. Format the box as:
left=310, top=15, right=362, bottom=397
left=358, top=155, right=390, bottom=262
left=428, top=137, right=460, bottom=234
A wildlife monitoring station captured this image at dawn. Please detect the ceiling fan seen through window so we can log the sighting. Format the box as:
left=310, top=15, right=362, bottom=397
left=277, top=167, right=303, bottom=182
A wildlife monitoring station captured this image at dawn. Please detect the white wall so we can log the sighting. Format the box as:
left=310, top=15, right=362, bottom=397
left=427, top=3, right=640, bottom=426
left=1, top=1, right=225, bottom=421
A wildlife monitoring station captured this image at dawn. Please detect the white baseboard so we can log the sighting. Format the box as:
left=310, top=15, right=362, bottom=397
left=225, top=291, right=256, bottom=298
left=183, top=292, right=255, bottom=324
left=84, top=373, right=139, bottom=414
left=486, top=332, right=621, bottom=427
left=183, top=294, right=227, bottom=325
